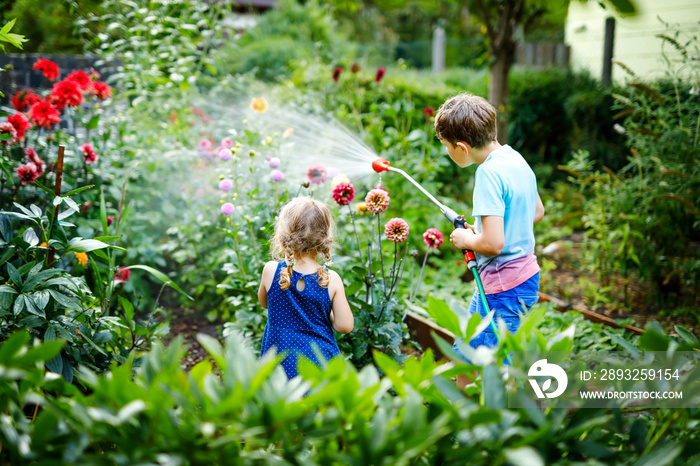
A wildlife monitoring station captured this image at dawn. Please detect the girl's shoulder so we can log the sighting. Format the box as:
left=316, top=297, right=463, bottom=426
left=261, top=261, right=280, bottom=287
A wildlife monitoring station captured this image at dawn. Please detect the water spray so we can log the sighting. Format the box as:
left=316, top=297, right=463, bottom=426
left=373, top=157, right=510, bottom=362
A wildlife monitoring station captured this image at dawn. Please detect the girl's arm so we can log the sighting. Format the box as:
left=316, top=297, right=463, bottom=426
left=328, top=271, right=353, bottom=333
left=257, top=261, right=277, bottom=309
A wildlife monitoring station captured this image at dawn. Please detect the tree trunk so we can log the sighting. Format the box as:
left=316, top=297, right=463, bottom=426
left=488, top=40, right=515, bottom=144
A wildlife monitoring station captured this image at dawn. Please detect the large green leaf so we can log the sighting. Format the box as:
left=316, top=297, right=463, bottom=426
left=482, top=364, right=506, bottom=409
left=425, top=295, right=461, bottom=337
left=125, top=264, right=193, bottom=300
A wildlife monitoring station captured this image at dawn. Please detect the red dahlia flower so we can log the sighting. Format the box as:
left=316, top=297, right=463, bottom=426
left=91, top=81, right=112, bottom=100
left=384, top=218, right=409, bottom=243
left=114, top=267, right=130, bottom=283
left=65, top=70, right=92, bottom=92
left=375, top=67, right=386, bottom=83
left=28, top=100, right=61, bottom=129
left=332, top=182, right=355, bottom=206
left=7, top=113, right=32, bottom=141
left=11, top=89, right=41, bottom=112
left=50, top=79, right=83, bottom=110
left=422, top=228, right=444, bottom=248
left=332, top=67, right=343, bottom=82
left=81, top=143, right=98, bottom=165
left=33, top=58, right=60, bottom=81
left=16, top=163, right=40, bottom=185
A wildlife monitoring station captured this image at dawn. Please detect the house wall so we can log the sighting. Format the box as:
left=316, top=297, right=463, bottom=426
left=565, top=0, right=700, bottom=81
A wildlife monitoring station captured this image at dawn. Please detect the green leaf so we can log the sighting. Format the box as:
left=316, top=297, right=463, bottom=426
left=0, top=247, right=15, bottom=267
left=33, top=180, right=55, bottom=196
left=197, top=333, right=225, bottom=369
left=7, top=262, right=22, bottom=287
left=48, top=290, right=82, bottom=310
left=92, top=236, right=121, bottom=242
left=63, top=197, right=80, bottom=213
left=67, top=237, right=111, bottom=253
left=482, top=365, right=506, bottom=409
left=118, top=295, right=135, bottom=322
left=0, top=330, right=29, bottom=362
left=125, top=265, right=192, bottom=300
left=674, top=326, right=699, bottom=345
left=13, top=294, right=25, bottom=316
left=86, top=115, right=100, bottom=130
left=425, top=295, right=461, bottom=337
left=100, top=187, right=108, bottom=234
left=504, top=446, right=545, bottom=466
left=15, top=340, right=64, bottom=365
left=63, top=185, right=96, bottom=197
left=632, top=442, right=682, bottom=466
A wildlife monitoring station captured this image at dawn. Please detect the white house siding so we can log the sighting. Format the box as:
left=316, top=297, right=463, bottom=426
left=565, top=0, right=700, bottom=81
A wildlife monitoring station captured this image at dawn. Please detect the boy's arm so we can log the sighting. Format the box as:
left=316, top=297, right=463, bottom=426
left=257, top=261, right=276, bottom=309
left=450, top=216, right=504, bottom=256
left=534, top=193, right=545, bottom=224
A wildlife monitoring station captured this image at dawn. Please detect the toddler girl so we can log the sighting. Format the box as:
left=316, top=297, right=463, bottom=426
left=258, top=197, right=353, bottom=379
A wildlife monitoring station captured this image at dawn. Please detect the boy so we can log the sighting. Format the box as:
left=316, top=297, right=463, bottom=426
left=434, top=93, right=544, bottom=360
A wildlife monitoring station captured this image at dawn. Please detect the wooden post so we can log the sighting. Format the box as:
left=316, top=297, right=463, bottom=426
left=602, top=17, right=616, bottom=86
left=47, top=145, right=65, bottom=267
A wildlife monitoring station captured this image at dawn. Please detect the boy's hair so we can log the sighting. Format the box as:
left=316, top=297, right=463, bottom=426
left=434, top=93, right=497, bottom=149
left=270, top=197, right=335, bottom=289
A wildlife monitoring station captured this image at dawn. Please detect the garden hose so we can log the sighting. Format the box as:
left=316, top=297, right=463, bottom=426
left=372, top=157, right=513, bottom=364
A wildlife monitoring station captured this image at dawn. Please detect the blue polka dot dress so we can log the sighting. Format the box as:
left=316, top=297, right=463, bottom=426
left=261, top=261, right=340, bottom=379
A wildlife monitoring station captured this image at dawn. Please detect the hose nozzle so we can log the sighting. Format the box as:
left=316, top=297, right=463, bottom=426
left=372, top=157, right=391, bottom=173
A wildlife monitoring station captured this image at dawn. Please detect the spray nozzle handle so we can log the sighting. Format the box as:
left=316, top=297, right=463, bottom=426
left=442, top=207, right=467, bottom=229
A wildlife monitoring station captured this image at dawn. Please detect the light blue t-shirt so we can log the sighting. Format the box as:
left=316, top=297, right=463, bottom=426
left=472, top=145, right=538, bottom=271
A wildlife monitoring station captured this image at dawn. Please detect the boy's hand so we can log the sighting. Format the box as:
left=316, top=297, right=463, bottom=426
left=449, top=228, right=475, bottom=250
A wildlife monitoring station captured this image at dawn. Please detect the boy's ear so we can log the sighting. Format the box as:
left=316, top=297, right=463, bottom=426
left=455, top=141, right=470, bottom=153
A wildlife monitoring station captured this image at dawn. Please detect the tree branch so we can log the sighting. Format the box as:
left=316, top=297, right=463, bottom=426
left=474, top=0, right=497, bottom=50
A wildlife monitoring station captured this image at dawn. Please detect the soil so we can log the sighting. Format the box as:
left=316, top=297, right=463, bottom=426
left=534, top=234, right=699, bottom=338
left=162, top=305, right=222, bottom=370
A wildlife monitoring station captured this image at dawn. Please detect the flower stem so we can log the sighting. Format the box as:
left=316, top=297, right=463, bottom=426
left=411, top=250, right=429, bottom=303
left=389, top=243, right=408, bottom=300
left=385, top=242, right=398, bottom=300
left=377, top=213, right=386, bottom=294
left=348, top=207, right=363, bottom=265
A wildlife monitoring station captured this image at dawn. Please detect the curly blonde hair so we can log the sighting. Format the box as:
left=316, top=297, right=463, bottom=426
left=270, top=197, right=335, bottom=290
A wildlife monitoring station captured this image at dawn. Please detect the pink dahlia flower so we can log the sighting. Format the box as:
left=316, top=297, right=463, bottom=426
left=114, top=267, right=130, bottom=283
left=81, top=143, right=98, bottom=165
left=423, top=228, right=444, bottom=248
left=219, top=148, right=233, bottom=161
left=307, top=164, right=327, bottom=184
left=270, top=170, right=285, bottom=182
left=384, top=218, right=409, bottom=243
left=332, top=182, right=355, bottom=206
left=219, top=179, right=233, bottom=191
left=16, top=163, right=40, bottom=185
left=221, top=137, right=234, bottom=148
left=198, top=139, right=212, bottom=151
left=268, top=157, right=281, bottom=168
left=24, top=148, right=45, bottom=175
left=221, top=203, right=235, bottom=215
left=0, top=122, right=18, bottom=146
left=364, top=188, right=390, bottom=213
